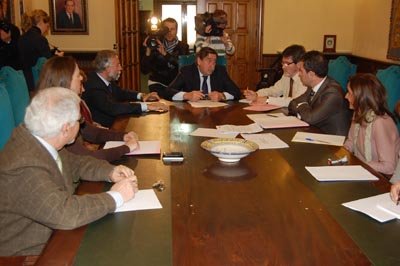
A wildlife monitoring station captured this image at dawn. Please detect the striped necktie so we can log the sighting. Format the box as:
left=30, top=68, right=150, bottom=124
left=202, top=76, right=209, bottom=95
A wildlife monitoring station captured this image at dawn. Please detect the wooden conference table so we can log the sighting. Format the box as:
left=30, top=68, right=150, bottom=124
left=35, top=102, right=400, bottom=265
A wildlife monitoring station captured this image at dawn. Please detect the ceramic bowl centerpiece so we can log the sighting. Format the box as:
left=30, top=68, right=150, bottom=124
left=201, top=138, right=258, bottom=163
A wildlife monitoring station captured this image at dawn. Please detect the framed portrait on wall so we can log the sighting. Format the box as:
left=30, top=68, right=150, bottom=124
left=0, top=0, right=15, bottom=22
left=387, top=0, right=400, bottom=60
left=323, top=35, right=336, bottom=53
left=49, top=0, right=88, bottom=35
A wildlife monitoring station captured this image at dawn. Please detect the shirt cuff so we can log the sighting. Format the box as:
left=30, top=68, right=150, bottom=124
left=223, top=92, right=234, bottom=101
left=172, top=91, right=185, bottom=101
left=137, top=93, right=143, bottom=100
left=139, top=102, right=148, bottom=112
left=296, top=102, right=308, bottom=109
left=106, top=191, right=124, bottom=209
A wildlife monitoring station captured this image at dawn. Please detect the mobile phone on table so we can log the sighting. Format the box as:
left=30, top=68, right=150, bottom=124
left=162, top=152, right=184, bottom=162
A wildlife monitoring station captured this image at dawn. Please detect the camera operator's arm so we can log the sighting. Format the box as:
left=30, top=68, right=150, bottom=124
left=140, top=37, right=155, bottom=75
left=194, top=26, right=212, bottom=53
left=220, top=32, right=235, bottom=55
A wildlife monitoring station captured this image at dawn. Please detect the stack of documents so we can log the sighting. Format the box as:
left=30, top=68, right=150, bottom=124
left=342, top=193, right=400, bottom=223
left=243, top=104, right=281, bottom=112
left=188, top=100, right=228, bottom=108
left=190, top=128, right=238, bottom=138
left=292, top=132, right=345, bottom=146
left=305, top=165, right=379, bottom=181
left=247, top=113, right=309, bottom=129
left=103, top=141, right=161, bottom=155
left=241, top=133, right=288, bottom=149
left=216, top=123, right=263, bottom=134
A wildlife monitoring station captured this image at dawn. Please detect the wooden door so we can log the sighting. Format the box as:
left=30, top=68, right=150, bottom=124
left=115, top=0, right=140, bottom=90
left=197, top=0, right=262, bottom=89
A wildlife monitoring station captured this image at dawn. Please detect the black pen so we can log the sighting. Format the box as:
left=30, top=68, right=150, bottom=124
left=266, top=114, right=278, bottom=118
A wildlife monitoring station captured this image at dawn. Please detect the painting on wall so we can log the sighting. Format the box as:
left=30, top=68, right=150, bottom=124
left=0, top=0, right=14, bottom=22
left=49, top=0, right=88, bottom=35
left=388, top=0, right=400, bottom=60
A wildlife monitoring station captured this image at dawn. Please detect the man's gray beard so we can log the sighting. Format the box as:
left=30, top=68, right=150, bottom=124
left=111, top=73, right=121, bottom=81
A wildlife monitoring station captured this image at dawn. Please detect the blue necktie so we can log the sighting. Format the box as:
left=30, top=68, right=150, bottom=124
left=201, top=76, right=208, bottom=95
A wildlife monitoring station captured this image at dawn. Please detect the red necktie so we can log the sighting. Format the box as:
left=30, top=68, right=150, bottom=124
left=80, top=100, right=93, bottom=124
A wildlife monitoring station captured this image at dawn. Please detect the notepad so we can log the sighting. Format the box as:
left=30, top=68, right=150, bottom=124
left=247, top=113, right=309, bottom=129
left=188, top=100, right=228, bottom=108
left=292, top=132, right=345, bottom=146
left=103, top=141, right=161, bottom=155
left=216, top=123, right=263, bottom=134
left=243, top=104, right=281, bottom=112
left=305, top=165, right=379, bottom=181
left=115, top=189, right=162, bottom=213
left=342, top=193, right=397, bottom=223
left=190, top=128, right=238, bottom=138
left=241, top=133, right=289, bottom=149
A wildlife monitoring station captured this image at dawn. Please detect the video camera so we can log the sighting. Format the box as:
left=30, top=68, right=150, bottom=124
left=0, top=20, right=11, bottom=33
left=195, top=12, right=227, bottom=37
left=146, top=17, right=169, bottom=50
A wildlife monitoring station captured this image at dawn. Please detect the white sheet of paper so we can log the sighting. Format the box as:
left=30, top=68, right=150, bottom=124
left=377, top=201, right=400, bottom=219
left=115, top=189, right=162, bottom=213
left=239, top=98, right=252, bottom=104
left=292, top=132, right=345, bottom=146
left=216, top=123, right=263, bottom=134
left=342, top=193, right=396, bottom=223
left=103, top=141, right=161, bottom=155
left=188, top=100, right=228, bottom=108
left=190, top=128, right=238, bottom=138
left=305, top=165, right=379, bottom=181
left=247, top=113, right=309, bottom=129
left=241, top=133, right=289, bottom=149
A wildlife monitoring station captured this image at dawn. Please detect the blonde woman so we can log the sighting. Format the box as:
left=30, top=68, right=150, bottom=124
left=18, top=9, right=63, bottom=90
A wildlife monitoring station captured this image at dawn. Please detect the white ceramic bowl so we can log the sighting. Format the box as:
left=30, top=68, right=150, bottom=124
left=201, top=138, right=259, bottom=163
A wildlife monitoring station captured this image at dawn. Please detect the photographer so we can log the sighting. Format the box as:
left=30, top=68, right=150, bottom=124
left=140, top=17, right=189, bottom=99
left=194, top=10, right=235, bottom=57
left=0, top=20, right=21, bottom=69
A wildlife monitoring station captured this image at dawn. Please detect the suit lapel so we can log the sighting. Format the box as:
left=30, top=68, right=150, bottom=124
left=310, top=78, right=328, bottom=105
left=192, top=64, right=201, bottom=91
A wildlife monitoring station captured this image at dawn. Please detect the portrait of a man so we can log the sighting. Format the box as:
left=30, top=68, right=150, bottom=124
left=56, top=0, right=82, bottom=29
left=50, top=0, right=88, bottom=34
left=0, top=0, right=12, bottom=22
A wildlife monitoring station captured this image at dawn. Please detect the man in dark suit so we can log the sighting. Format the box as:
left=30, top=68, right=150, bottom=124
left=288, top=51, right=351, bottom=136
left=82, top=50, right=167, bottom=127
left=164, top=47, right=241, bottom=101
left=56, top=0, right=82, bottom=29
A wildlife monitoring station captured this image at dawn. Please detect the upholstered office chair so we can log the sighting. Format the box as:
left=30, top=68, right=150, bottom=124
left=31, top=57, right=47, bottom=87
left=178, top=53, right=196, bottom=68
left=328, top=56, right=357, bottom=92
left=178, top=54, right=227, bottom=68
left=376, top=65, right=400, bottom=129
left=0, top=82, right=15, bottom=150
left=0, top=66, right=30, bottom=126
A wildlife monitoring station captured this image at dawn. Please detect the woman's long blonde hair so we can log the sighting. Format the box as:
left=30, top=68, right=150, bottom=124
left=21, top=9, right=50, bottom=33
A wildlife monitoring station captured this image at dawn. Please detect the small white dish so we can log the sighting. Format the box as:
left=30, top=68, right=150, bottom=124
left=201, top=138, right=259, bottom=163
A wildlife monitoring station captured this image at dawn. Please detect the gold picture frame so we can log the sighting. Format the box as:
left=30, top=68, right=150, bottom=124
left=49, top=0, right=88, bottom=35
left=388, top=0, right=400, bottom=60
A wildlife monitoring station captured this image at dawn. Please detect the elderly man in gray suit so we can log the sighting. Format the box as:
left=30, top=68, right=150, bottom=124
left=0, top=87, right=138, bottom=256
left=288, top=51, right=351, bottom=136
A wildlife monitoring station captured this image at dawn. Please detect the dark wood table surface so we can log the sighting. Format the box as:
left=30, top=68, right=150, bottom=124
left=9, top=102, right=400, bottom=265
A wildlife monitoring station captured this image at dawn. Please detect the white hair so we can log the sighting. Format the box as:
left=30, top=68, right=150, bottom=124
left=25, top=87, right=80, bottom=138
